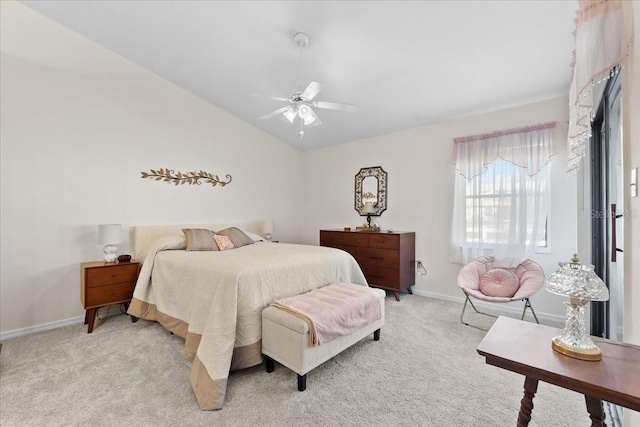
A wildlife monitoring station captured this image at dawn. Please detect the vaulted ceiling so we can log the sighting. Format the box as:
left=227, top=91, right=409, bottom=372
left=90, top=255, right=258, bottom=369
left=21, top=1, right=578, bottom=150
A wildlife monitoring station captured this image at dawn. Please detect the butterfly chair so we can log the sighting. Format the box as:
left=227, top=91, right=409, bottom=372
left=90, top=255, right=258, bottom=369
left=457, top=256, right=544, bottom=328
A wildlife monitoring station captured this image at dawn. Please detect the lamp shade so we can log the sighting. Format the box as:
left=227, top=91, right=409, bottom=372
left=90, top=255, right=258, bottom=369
left=261, top=220, right=274, bottom=235
left=98, top=224, right=122, bottom=245
left=546, top=255, right=609, bottom=301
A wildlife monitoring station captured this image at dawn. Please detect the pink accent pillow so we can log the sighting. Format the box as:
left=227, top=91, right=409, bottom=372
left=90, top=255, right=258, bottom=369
left=213, top=235, right=235, bottom=251
left=479, top=269, right=519, bottom=298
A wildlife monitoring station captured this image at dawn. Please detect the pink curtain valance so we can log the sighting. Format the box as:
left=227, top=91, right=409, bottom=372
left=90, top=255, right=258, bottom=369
left=567, top=0, right=634, bottom=172
left=453, top=121, right=557, bottom=180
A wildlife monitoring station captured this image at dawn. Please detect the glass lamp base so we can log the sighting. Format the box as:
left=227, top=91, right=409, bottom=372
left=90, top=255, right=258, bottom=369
left=551, top=301, right=602, bottom=361
left=551, top=336, right=602, bottom=361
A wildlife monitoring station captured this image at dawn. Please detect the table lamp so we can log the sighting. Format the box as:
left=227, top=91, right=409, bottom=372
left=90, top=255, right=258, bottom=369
left=546, top=254, right=609, bottom=361
left=262, top=220, right=274, bottom=241
left=363, top=201, right=375, bottom=228
left=98, top=224, right=122, bottom=263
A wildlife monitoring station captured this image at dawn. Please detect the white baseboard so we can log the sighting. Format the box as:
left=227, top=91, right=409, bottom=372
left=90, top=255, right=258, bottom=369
left=0, top=315, right=85, bottom=341
left=410, top=289, right=566, bottom=328
left=1, top=291, right=566, bottom=341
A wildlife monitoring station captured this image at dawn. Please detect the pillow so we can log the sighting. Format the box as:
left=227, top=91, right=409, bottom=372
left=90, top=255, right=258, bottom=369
left=182, top=228, right=218, bottom=251
left=139, top=234, right=187, bottom=262
left=479, top=268, right=519, bottom=298
left=213, top=234, right=235, bottom=251
left=217, top=227, right=254, bottom=247
left=243, top=231, right=265, bottom=242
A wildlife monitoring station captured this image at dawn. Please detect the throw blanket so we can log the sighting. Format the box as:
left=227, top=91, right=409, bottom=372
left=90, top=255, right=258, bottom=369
left=272, top=282, right=382, bottom=347
left=128, top=238, right=367, bottom=410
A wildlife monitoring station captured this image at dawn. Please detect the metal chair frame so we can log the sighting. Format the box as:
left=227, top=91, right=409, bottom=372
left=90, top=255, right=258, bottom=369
left=460, top=291, right=539, bottom=329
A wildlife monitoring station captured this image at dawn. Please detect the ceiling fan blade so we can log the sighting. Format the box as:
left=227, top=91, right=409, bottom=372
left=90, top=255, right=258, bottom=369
left=305, top=108, right=322, bottom=127
left=312, top=101, right=357, bottom=112
left=301, top=81, right=322, bottom=100
left=260, top=106, right=291, bottom=120
left=268, top=96, right=290, bottom=102
left=283, top=107, right=297, bottom=123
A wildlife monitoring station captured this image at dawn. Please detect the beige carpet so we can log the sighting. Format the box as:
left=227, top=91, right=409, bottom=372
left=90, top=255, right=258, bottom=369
left=0, top=296, right=587, bottom=426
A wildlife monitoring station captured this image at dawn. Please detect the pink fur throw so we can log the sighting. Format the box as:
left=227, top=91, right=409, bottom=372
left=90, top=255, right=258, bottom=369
left=271, top=282, right=381, bottom=347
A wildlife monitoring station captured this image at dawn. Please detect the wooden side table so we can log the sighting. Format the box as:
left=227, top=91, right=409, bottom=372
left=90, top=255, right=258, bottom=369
left=80, top=260, right=140, bottom=333
left=477, top=316, right=640, bottom=426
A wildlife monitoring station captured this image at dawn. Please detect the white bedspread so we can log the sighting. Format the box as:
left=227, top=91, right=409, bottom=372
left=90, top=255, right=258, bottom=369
left=129, top=240, right=367, bottom=410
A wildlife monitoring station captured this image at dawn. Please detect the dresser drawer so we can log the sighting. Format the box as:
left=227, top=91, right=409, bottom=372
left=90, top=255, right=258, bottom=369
left=343, top=233, right=369, bottom=247
left=85, top=282, right=135, bottom=307
left=86, top=264, right=139, bottom=287
left=361, top=265, right=400, bottom=288
left=332, top=244, right=357, bottom=257
left=320, top=231, right=344, bottom=246
left=369, top=233, right=399, bottom=249
left=356, top=247, right=399, bottom=269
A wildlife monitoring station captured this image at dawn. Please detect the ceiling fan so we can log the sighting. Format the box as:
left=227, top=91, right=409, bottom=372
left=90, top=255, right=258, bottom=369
left=260, top=32, right=356, bottom=138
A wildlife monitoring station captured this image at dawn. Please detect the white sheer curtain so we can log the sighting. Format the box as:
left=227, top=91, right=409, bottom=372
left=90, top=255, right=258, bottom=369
left=567, top=0, right=633, bottom=172
left=450, top=122, right=557, bottom=268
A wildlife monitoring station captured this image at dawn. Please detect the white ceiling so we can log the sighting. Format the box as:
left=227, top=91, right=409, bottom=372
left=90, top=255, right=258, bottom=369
left=20, top=1, right=578, bottom=151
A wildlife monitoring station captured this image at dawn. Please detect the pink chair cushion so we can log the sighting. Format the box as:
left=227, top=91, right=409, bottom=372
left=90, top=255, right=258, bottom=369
left=479, top=268, right=519, bottom=298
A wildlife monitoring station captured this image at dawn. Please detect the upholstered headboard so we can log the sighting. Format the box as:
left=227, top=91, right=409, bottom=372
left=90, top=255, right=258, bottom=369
left=131, top=223, right=247, bottom=261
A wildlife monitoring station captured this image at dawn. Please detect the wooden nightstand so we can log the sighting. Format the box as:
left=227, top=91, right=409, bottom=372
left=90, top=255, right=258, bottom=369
left=80, top=260, right=140, bottom=333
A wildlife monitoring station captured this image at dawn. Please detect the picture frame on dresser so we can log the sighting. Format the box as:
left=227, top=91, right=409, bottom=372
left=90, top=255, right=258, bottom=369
left=319, top=229, right=415, bottom=301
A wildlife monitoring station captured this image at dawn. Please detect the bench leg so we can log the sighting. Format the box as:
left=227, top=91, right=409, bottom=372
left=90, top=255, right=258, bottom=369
left=374, top=328, right=381, bottom=341
left=297, top=374, right=307, bottom=392
left=265, top=355, right=274, bottom=373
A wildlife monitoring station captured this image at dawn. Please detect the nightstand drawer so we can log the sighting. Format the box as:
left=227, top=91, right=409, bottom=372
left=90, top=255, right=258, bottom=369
left=369, top=233, right=399, bottom=249
left=85, top=282, right=135, bottom=307
left=361, top=265, right=399, bottom=288
left=86, top=264, right=139, bottom=287
left=356, top=247, right=399, bottom=269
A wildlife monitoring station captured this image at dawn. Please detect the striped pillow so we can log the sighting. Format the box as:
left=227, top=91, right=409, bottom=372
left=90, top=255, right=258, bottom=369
left=182, top=228, right=218, bottom=251
left=217, top=227, right=254, bottom=248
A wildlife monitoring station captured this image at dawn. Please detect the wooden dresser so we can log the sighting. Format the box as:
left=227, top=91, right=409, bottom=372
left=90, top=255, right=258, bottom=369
left=319, top=229, right=415, bottom=301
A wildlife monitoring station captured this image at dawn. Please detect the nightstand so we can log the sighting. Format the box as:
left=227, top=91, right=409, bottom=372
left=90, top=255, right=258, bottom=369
left=80, top=260, right=140, bottom=333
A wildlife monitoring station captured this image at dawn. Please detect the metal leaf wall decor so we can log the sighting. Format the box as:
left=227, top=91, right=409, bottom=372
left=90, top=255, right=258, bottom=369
left=141, top=168, right=232, bottom=187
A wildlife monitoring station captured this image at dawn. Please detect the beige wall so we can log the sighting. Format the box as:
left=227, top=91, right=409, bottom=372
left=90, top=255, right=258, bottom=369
left=0, top=2, right=304, bottom=334
left=302, top=96, right=577, bottom=322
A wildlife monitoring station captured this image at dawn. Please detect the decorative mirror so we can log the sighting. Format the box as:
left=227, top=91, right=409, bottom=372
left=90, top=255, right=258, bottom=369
left=354, top=166, right=387, bottom=216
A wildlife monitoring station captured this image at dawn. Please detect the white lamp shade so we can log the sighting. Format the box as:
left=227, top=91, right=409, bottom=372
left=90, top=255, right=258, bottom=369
left=98, top=224, right=122, bottom=245
left=261, top=220, right=274, bottom=235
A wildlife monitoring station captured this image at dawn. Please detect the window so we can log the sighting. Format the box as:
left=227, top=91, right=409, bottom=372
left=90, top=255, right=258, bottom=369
left=464, top=161, right=549, bottom=248
left=450, top=122, right=555, bottom=267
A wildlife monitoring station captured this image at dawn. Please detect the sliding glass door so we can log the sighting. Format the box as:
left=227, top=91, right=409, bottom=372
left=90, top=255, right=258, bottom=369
left=590, top=72, right=624, bottom=342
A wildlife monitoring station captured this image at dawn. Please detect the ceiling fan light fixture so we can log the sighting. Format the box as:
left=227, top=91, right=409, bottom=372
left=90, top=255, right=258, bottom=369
left=303, top=115, right=316, bottom=125
left=283, top=107, right=297, bottom=123
left=298, top=104, right=312, bottom=119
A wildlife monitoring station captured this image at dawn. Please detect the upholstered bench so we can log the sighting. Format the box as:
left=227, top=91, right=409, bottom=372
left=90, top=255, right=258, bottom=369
left=262, top=285, right=385, bottom=391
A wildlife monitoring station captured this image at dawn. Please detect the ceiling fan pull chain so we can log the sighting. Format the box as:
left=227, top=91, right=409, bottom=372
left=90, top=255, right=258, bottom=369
left=299, top=117, right=305, bottom=138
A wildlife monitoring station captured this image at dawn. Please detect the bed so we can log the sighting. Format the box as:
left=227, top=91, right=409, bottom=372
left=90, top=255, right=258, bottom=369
left=126, top=224, right=367, bottom=410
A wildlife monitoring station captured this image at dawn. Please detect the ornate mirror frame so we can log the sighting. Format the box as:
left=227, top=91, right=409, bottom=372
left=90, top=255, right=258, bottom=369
left=354, top=166, right=388, bottom=216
